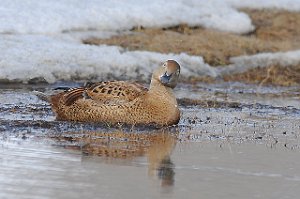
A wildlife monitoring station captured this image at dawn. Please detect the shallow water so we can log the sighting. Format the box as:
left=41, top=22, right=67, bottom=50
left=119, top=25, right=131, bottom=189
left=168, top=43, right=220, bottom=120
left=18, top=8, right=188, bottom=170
left=0, top=82, right=300, bottom=199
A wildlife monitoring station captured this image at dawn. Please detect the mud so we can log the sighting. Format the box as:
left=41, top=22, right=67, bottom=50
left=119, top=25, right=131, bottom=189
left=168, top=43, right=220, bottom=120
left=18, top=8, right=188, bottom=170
left=1, top=82, right=299, bottom=140
left=223, top=64, right=300, bottom=86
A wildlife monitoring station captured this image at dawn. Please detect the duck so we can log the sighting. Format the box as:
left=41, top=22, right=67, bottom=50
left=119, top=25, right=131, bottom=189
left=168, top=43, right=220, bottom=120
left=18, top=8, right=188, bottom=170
left=43, top=60, right=181, bottom=126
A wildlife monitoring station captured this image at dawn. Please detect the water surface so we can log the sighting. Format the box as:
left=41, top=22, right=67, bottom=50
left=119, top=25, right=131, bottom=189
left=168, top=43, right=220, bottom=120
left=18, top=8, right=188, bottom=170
left=0, top=82, right=300, bottom=199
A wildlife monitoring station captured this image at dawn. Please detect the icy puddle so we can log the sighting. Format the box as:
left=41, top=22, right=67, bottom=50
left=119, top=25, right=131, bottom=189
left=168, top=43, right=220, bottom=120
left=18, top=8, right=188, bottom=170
left=0, top=82, right=300, bottom=199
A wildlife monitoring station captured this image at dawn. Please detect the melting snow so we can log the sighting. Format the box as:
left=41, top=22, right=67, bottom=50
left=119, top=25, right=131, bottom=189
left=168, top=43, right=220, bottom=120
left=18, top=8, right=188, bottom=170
left=0, top=0, right=299, bottom=83
left=0, top=35, right=217, bottom=83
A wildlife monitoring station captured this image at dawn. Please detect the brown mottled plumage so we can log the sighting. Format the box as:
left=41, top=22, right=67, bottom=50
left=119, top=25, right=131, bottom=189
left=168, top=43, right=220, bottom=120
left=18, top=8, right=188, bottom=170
left=49, top=60, right=181, bottom=126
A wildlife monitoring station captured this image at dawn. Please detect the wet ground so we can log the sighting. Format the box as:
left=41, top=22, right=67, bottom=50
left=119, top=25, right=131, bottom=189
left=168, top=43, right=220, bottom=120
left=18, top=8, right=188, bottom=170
left=1, top=82, right=300, bottom=199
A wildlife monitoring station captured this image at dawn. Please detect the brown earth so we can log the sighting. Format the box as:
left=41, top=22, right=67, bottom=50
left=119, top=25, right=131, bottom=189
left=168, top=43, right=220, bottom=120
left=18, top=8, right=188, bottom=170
left=83, top=9, right=300, bottom=86
left=223, top=64, right=300, bottom=86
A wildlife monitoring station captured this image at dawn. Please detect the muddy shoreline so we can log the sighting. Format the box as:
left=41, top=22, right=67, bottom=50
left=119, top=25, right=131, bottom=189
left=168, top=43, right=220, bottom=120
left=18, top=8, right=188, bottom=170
left=1, top=82, right=299, bottom=149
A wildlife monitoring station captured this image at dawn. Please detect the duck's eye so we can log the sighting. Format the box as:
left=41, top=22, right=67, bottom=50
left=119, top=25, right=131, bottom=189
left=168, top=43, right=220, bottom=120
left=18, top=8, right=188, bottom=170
left=163, top=63, right=167, bottom=67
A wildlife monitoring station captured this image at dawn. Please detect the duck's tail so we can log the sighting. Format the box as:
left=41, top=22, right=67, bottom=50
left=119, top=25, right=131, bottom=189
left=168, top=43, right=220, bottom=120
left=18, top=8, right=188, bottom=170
left=32, top=90, right=66, bottom=117
left=32, top=91, right=51, bottom=102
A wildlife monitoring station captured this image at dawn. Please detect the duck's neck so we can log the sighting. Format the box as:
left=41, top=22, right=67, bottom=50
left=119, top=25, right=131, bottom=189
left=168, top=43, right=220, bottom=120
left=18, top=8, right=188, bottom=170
left=149, top=79, right=174, bottom=96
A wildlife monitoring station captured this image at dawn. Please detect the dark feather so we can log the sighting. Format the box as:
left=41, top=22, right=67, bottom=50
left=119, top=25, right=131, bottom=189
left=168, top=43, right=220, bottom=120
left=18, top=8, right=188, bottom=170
left=64, top=88, right=85, bottom=106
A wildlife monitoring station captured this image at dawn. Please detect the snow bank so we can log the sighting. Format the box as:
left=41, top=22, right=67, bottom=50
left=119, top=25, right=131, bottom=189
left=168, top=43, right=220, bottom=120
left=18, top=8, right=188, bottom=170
left=1, top=34, right=299, bottom=84
left=2, top=0, right=299, bottom=35
left=0, top=0, right=254, bottom=34
left=0, top=35, right=217, bottom=83
left=0, top=0, right=299, bottom=83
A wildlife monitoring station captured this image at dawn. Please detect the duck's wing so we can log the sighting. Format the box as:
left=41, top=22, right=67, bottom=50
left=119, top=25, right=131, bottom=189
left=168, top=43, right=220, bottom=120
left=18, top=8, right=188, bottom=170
left=84, top=81, right=148, bottom=104
left=54, top=81, right=148, bottom=107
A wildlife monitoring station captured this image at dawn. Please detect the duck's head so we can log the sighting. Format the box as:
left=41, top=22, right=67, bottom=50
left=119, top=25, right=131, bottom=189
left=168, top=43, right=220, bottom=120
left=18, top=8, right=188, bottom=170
left=152, top=60, right=181, bottom=89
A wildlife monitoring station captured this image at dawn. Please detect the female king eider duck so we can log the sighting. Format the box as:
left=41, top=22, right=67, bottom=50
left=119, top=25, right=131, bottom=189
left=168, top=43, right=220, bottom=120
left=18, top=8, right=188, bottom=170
left=45, top=60, right=181, bottom=126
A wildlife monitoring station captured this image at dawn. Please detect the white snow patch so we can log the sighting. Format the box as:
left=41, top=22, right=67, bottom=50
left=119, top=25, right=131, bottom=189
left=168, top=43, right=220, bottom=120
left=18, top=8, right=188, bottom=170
left=1, top=0, right=299, bottom=35
left=218, top=50, right=300, bottom=75
left=0, top=35, right=217, bottom=83
left=0, top=0, right=255, bottom=34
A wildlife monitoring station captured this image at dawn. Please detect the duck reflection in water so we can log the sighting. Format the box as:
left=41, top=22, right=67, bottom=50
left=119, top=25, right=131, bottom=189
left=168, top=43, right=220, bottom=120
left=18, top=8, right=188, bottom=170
left=49, top=128, right=177, bottom=187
